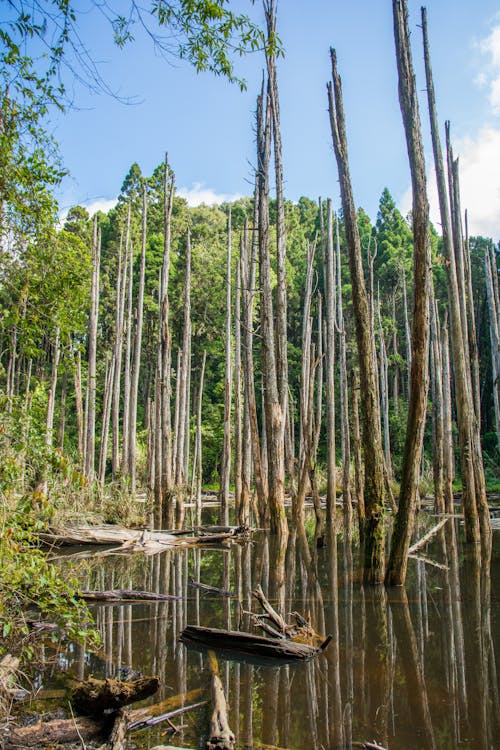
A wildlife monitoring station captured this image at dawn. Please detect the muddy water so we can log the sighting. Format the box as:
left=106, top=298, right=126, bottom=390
left=54, top=515, right=499, bottom=750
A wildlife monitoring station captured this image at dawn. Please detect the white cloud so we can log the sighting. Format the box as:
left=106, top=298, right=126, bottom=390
left=83, top=198, right=118, bottom=216
left=478, top=23, right=500, bottom=113
left=399, top=126, right=500, bottom=239
left=177, top=182, right=243, bottom=207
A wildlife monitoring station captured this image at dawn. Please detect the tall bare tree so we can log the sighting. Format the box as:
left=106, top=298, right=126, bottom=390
left=220, top=208, right=233, bottom=525
left=84, top=217, right=100, bottom=479
left=328, top=49, right=386, bottom=583
left=386, top=0, right=431, bottom=586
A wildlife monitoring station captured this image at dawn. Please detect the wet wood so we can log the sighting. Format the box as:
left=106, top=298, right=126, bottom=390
left=1, top=716, right=109, bottom=748
left=80, top=589, right=180, bottom=602
left=39, top=525, right=178, bottom=547
left=408, top=518, right=449, bottom=555
left=180, top=625, right=329, bottom=661
left=189, top=579, right=236, bottom=597
left=71, top=675, right=159, bottom=715
left=127, top=700, right=206, bottom=731
left=207, top=651, right=235, bottom=749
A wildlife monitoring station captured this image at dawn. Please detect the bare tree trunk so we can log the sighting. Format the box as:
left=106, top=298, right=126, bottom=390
left=325, top=202, right=336, bottom=527
left=421, top=7, right=488, bottom=543
left=257, top=82, right=287, bottom=539
left=122, top=233, right=134, bottom=476
left=128, top=186, right=147, bottom=493
left=175, top=229, right=192, bottom=528
left=74, top=349, right=84, bottom=461
left=112, top=214, right=129, bottom=478
left=430, top=289, right=445, bottom=513
left=58, top=368, right=67, bottom=451
left=234, top=249, right=243, bottom=523
left=464, top=212, right=481, bottom=421
left=392, top=287, right=399, bottom=411
left=98, top=353, right=115, bottom=487
left=401, top=269, right=412, bottom=397
left=85, top=217, right=101, bottom=479
left=377, top=290, right=392, bottom=479
left=240, top=218, right=263, bottom=525
left=193, top=350, right=206, bottom=527
left=45, top=327, right=60, bottom=448
left=220, top=209, right=233, bottom=525
left=441, top=318, right=455, bottom=514
left=336, top=218, right=352, bottom=539
left=386, top=0, right=431, bottom=587
left=485, top=246, right=500, bottom=448
left=351, top=368, right=364, bottom=539
left=328, top=50, right=385, bottom=583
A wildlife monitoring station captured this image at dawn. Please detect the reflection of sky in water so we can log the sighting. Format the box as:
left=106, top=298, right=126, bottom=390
left=44, top=516, right=498, bottom=750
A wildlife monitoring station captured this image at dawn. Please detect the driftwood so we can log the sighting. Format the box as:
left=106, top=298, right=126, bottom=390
left=80, top=589, right=181, bottom=602
left=206, top=651, right=235, bottom=750
left=181, top=625, right=330, bottom=661
left=1, top=716, right=110, bottom=748
left=189, top=579, right=236, bottom=597
left=250, top=586, right=325, bottom=646
left=408, top=517, right=449, bottom=554
left=41, top=524, right=252, bottom=554
left=71, top=675, right=159, bottom=715
left=127, top=700, right=206, bottom=731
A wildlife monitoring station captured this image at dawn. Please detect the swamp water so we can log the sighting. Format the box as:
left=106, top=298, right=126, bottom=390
left=48, top=514, right=499, bottom=750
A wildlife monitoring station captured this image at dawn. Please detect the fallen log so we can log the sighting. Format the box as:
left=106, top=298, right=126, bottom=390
left=0, top=716, right=109, bottom=748
left=127, top=686, right=202, bottom=723
left=39, top=525, right=178, bottom=547
left=189, top=579, right=236, bottom=597
left=180, top=625, right=330, bottom=661
left=71, top=675, right=159, bottom=715
left=80, top=589, right=181, bottom=602
left=207, top=651, right=235, bottom=750
left=408, top=518, right=449, bottom=554
left=127, top=700, right=206, bottom=731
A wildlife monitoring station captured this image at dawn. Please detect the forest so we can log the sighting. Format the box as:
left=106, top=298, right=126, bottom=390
left=0, top=1, right=499, bottom=749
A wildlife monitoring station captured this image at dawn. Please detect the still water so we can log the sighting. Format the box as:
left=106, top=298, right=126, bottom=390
left=53, top=515, right=499, bottom=750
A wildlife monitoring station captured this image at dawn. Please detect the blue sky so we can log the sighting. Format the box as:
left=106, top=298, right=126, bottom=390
left=47, top=0, right=500, bottom=238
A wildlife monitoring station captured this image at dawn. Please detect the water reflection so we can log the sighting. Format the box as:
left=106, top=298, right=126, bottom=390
left=51, top=516, right=498, bottom=749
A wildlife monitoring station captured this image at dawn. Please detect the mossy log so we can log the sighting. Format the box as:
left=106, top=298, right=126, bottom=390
left=71, top=675, right=159, bottom=715
left=1, top=716, right=109, bottom=748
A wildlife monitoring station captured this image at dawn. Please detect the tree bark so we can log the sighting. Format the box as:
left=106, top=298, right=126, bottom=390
left=85, top=218, right=101, bottom=479
left=386, top=0, right=431, bottom=587
left=336, top=218, right=352, bottom=539
left=128, top=186, right=147, bottom=493
left=219, top=209, right=232, bottom=525
left=327, top=50, right=385, bottom=583
left=325, top=201, right=337, bottom=527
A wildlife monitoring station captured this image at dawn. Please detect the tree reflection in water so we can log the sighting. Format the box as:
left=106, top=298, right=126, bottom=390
left=52, top=516, right=498, bottom=749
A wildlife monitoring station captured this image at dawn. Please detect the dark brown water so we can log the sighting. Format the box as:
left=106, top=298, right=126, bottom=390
left=52, top=514, right=499, bottom=750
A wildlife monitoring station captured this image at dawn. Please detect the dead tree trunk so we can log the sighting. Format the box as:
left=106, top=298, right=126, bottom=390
left=122, top=232, right=134, bottom=476
left=74, top=349, right=84, bottom=461
left=325, top=201, right=337, bottom=527
left=377, top=290, right=392, bottom=479
left=430, top=289, right=445, bottom=513
left=421, top=7, right=489, bottom=543
left=45, top=327, right=60, bottom=448
left=257, top=82, right=287, bottom=539
left=351, top=368, right=365, bottom=539
left=485, top=246, right=500, bottom=448
left=336, top=218, right=352, bottom=539
left=386, top=0, right=431, bottom=587
left=112, top=216, right=129, bottom=479
left=98, top=353, right=115, bottom=486
left=128, top=186, right=147, bottom=494
left=234, top=249, right=243, bottom=523
left=58, top=368, right=67, bottom=450
left=175, top=229, right=192, bottom=528
left=193, top=350, right=207, bottom=527
left=328, top=50, right=385, bottom=583
left=220, top=209, right=232, bottom=525
left=441, top=316, right=454, bottom=513
left=85, top=218, right=101, bottom=479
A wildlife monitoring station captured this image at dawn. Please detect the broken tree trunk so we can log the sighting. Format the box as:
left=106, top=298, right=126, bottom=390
left=206, top=651, right=235, bottom=750
left=386, top=0, right=431, bottom=587
left=180, top=626, right=328, bottom=661
left=328, top=49, right=386, bottom=583
left=219, top=208, right=232, bottom=526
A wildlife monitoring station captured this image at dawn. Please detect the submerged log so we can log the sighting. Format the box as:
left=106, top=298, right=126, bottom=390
left=189, top=579, right=236, bottom=597
left=408, top=517, right=449, bottom=554
left=80, top=589, right=180, bottom=602
left=71, top=675, right=159, bottom=715
left=180, top=625, right=330, bottom=661
left=207, top=651, right=235, bottom=750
